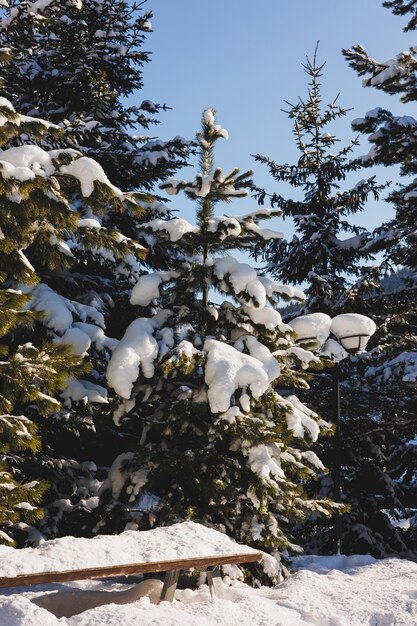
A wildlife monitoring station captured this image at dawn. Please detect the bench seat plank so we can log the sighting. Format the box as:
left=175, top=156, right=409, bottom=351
left=0, top=552, right=262, bottom=588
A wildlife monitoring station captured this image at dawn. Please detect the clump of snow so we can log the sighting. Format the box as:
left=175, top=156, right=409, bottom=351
left=77, top=217, right=102, bottom=229
left=368, top=53, right=409, bottom=87
left=72, top=323, right=118, bottom=352
left=29, top=284, right=73, bottom=333
left=203, top=339, right=280, bottom=413
left=0, top=522, right=259, bottom=578
left=58, top=156, right=123, bottom=199
left=235, top=335, right=280, bottom=381
left=107, top=318, right=159, bottom=398
left=139, top=218, right=197, bottom=242
left=130, top=273, right=162, bottom=307
left=289, top=313, right=332, bottom=348
left=284, top=395, right=322, bottom=442
left=0, top=145, right=55, bottom=181
left=248, top=444, right=285, bottom=481
left=242, top=218, right=283, bottom=241
left=242, top=305, right=290, bottom=332
left=61, top=379, right=108, bottom=407
left=213, top=257, right=267, bottom=309
left=56, top=328, right=91, bottom=356
left=130, top=271, right=177, bottom=307
left=259, top=276, right=305, bottom=301
left=207, top=216, right=241, bottom=239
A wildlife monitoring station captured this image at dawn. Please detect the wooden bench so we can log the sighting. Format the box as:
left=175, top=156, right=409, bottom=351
left=0, top=551, right=263, bottom=602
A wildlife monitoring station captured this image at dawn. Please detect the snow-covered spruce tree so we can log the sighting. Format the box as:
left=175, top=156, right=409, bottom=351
left=252, top=50, right=383, bottom=314
left=251, top=49, right=414, bottom=559
left=97, top=109, right=335, bottom=581
left=0, top=0, right=190, bottom=191
left=340, top=3, right=417, bottom=554
left=0, top=80, right=147, bottom=543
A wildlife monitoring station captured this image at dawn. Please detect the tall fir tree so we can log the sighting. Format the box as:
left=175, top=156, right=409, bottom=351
left=341, top=0, right=417, bottom=556
left=251, top=49, right=415, bottom=559
left=94, top=108, right=336, bottom=581
left=252, top=49, right=383, bottom=313
left=0, top=0, right=191, bottom=191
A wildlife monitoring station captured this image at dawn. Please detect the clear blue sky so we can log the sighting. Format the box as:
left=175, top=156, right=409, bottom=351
left=133, top=0, right=415, bottom=241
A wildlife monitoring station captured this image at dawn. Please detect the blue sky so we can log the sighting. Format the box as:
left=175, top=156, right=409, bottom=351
left=134, top=0, right=415, bottom=240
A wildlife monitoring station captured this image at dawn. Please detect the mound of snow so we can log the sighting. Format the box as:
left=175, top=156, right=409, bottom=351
left=1, top=553, right=417, bottom=625
left=0, top=522, right=259, bottom=578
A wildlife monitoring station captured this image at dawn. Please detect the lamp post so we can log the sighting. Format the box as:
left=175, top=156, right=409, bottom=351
left=289, top=312, right=376, bottom=555
left=328, top=314, right=376, bottom=554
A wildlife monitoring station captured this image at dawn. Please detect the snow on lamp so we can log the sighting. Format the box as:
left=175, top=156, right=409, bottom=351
left=289, top=312, right=332, bottom=350
left=330, top=313, right=376, bottom=355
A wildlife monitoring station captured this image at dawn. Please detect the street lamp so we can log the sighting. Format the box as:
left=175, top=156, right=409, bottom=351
left=328, top=314, right=376, bottom=554
left=289, top=312, right=376, bottom=554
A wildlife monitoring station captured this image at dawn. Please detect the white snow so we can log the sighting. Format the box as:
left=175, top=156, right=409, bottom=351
left=0, top=522, right=259, bottom=578
left=368, top=53, right=409, bottom=87
left=242, top=305, right=291, bottom=333
left=248, top=444, right=285, bottom=481
left=242, top=219, right=283, bottom=240
left=204, top=339, right=280, bottom=413
left=289, top=312, right=332, bottom=348
left=56, top=328, right=91, bottom=356
left=207, top=216, right=241, bottom=239
left=284, top=395, right=322, bottom=442
left=72, top=323, right=118, bottom=352
left=29, top=284, right=73, bottom=333
left=77, top=218, right=102, bottom=229
left=58, top=155, right=124, bottom=199
left=0, top=145, right=55, bottom=182
left=61, top=379, right=108, bottom=406
left=130, top=273, right=162, bottom=306
left=1, top=541, right=416, bottom=625
left=107, top=318, right=159, bottom=398
left=130, top=271, right=177, bottom=307
left=259, top=276, right=305, bottom=302
left=139, top=218, right=198, bottom=242
left=213, top=257, right=267, bottom=309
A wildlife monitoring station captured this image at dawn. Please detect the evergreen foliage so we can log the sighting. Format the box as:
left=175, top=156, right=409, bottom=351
left=252, top=49, right=383, bottom=313
left=0, top=0, right=191, bottom=191
left=96, top=109, right=336, bottom=581
left=251, top=46, right=417, bottom=559
left=324, top=9, right=417, bottom=555
left=0, top=81, right=147, bottom=544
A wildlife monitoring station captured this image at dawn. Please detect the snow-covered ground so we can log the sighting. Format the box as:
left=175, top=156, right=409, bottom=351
left=0, top=524, right=416, bottom=626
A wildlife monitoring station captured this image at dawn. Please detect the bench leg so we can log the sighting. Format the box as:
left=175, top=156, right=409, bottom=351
left=160, top=568, right=180, bottom=602
left=206, top=566, right=223, bottom=599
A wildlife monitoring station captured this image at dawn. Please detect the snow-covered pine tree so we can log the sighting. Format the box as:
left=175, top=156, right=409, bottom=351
left=341, top=1, right=417, bottom=553
left=252, top=49, right=383, bottom=314
left=96, top=108, right=335, bottom=581
left=0, top=0, right=191, bottom=191
left=0, top=68, right=148, bottom=543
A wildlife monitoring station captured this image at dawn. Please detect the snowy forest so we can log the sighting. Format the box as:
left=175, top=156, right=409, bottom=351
left=0, top=1, right=416, bottom=624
